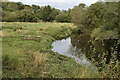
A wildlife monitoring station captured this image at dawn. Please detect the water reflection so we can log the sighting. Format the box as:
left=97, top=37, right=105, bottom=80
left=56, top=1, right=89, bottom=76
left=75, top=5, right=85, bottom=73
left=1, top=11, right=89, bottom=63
left=52, top=37, right=100, bottom=77
left=52, top=33, right=119, bottom=77
left=70, top=33, right=119, bottom=65
left=52, top=37, right=91, bottom=65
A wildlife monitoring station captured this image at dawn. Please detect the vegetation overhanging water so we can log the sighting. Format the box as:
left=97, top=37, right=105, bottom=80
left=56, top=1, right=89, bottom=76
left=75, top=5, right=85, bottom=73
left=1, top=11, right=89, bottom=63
left=52, top=37, right=101, bottom=77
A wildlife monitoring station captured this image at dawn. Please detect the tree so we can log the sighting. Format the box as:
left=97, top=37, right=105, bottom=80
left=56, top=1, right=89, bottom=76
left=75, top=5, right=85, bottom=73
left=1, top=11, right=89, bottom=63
left=102, top=2, right=119, bottom=30
left=2, top=11, right=18, bottom=22
left=55, top=13, right=70, bottom=22
left=49, top=8, right=60, bottom=21
left=55, top=10, right=70, bottom=22
left=31, top=5, right=40, bottom=13
left=70, top=4, right=86, bottom=30
left=85, top=2, right=105, bottom=30
left=18, top=9, right=38, bottom=22
left=78, top=3, right=86, bottom=8
left=40, top=5, right=53, bottom=21
left=2, top=2, right=19, bottom=11
left=16, top=2, right=24, bottom=10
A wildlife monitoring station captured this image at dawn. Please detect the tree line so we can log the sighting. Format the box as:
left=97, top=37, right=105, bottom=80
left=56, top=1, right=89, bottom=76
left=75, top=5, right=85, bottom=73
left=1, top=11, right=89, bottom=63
left=1, top=1, right=120, bottom=36
left=70, top=2, right=119, bottom=39
left=2, top=2, right=71, bottom=22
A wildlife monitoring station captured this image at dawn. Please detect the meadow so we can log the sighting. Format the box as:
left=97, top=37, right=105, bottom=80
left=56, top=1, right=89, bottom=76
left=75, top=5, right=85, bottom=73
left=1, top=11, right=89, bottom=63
left=1, top=1, right=119, bottom=78
left=2, top=22, right=97, bottom=78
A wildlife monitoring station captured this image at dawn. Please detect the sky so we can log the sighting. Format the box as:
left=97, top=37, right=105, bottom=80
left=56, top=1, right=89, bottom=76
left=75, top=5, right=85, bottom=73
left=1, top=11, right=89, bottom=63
left=9, top=0, right=99, bottom=10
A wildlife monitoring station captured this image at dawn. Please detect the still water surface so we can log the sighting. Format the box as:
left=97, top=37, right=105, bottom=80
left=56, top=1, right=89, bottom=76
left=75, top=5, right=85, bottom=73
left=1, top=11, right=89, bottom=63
left=52, top=37, right=100, bottom=78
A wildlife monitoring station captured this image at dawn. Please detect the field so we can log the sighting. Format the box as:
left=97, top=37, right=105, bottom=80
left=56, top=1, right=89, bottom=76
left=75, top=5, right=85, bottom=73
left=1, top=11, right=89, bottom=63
left=1, top=1, right=119, bottom=78
left=2, top=22, right=100, bottom=78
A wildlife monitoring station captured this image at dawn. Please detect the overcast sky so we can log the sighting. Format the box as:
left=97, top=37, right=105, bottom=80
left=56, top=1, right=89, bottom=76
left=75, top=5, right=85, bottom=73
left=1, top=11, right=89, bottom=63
left=9, top=0, right=99, bottom=10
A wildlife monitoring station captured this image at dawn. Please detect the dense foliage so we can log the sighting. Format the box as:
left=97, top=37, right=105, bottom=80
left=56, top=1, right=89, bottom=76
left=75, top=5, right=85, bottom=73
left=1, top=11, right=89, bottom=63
left=55, top=10, right=71, bottom=22
left=70, top=2, right=120, bottom=78
left=70, top=2, right=119, bottom=38
left=2, top=2, right=70, bottom=22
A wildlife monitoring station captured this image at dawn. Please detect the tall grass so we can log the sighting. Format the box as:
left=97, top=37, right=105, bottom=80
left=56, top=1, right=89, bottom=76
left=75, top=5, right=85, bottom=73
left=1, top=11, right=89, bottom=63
left=3, top=22, right=90, bottom=78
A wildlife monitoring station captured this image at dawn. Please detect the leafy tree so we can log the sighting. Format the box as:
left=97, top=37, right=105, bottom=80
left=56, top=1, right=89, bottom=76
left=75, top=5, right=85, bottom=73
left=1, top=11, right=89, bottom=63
left=49, top=8, right=60, bottom=21
left=78, top=3, right=86, bottom=8
left=2, top=11, right=18, bottom=22
left=24, top=5, right=32, bottom=10
left=102, top=2, right=119, bottom=30
left=70, top=3, right=87, bottom=30
left=1, top=2, right=61, bottom=22
left=31, top=5, right=40, bottom=13
left=2, top=2, right=19, bottom=11
left=55, top=11, right=70, bottom=22
left=85, top=2, right=105, bottom=30
left=16, top=2, right=24, bottom=10
left=40, top=5, right=53, bottom=21
left=18, top=9, right=38, bottom=22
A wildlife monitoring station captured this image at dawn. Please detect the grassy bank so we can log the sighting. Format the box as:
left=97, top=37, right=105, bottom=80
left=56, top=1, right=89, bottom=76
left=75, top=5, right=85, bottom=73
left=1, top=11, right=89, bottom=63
left=2, top=22, right=100, bottom=78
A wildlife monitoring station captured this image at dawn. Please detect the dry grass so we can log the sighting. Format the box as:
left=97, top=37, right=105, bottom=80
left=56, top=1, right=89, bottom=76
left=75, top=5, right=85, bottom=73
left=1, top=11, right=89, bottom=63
left=32, top=51, right=47, bottom=67
left=3, top=22, right=85, bottom=78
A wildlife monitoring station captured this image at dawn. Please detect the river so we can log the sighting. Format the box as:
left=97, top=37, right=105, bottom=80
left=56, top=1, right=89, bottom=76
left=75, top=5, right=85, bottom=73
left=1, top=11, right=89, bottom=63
left=51, top=33, right=119, bottom=78
left=51, top=37, right=101, bottom=78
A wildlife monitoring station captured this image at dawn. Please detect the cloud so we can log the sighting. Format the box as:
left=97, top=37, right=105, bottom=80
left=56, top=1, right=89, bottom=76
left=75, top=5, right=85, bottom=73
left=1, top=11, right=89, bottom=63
left=9, top=0, right=98, bottom=10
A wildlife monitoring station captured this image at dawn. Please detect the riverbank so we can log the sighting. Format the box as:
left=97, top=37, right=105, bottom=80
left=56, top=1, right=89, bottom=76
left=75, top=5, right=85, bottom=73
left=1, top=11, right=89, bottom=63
left=2, top=22, right=101, bottom=78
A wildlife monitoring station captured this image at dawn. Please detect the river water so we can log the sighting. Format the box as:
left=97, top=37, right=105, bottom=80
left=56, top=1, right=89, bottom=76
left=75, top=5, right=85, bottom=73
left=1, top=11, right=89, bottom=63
left=51, top=32, right=119, bottom=78
left=51, top=37, right=101, bottom=78
left=52, top=37, right=91, bottom=65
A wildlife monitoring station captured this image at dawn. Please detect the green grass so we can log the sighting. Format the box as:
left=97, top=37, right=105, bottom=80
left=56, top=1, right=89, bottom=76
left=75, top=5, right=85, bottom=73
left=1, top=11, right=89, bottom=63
left=2, top=22, right=101, bottom=78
